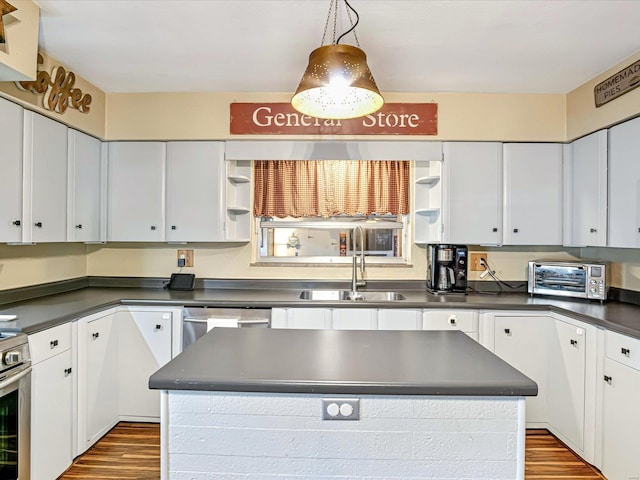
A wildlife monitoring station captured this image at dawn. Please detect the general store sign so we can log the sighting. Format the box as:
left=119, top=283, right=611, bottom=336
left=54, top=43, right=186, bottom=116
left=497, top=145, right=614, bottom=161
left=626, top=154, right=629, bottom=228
left=594, top=58, right=640, bottom=107
left=230, top=102, right=438, bottom=135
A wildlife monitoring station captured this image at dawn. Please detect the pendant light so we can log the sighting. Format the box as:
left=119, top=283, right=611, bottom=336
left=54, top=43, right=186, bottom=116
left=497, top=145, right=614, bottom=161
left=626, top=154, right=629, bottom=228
left=291, top=0, right=384, bottom=120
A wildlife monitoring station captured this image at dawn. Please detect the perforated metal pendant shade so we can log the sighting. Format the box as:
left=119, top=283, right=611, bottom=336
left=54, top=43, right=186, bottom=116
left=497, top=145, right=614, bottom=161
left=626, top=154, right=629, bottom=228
left=291, top=44, right=384, bottom=120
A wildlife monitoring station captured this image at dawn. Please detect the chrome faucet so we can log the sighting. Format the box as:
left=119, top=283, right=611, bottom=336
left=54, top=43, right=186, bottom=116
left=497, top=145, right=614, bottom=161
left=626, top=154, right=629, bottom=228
left=350, top=225, right=366, bottom=299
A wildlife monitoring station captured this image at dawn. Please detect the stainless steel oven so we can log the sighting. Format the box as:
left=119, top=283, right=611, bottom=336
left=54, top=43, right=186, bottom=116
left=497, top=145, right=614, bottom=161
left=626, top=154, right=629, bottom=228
left=0, top=333, right=31, bottom=480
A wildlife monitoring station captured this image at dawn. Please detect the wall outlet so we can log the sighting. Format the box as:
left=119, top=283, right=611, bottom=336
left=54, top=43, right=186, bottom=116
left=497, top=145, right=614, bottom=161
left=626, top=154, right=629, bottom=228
left=470, top=253, right=486, bottom=271
left=177, top=249, right=194, bottom=267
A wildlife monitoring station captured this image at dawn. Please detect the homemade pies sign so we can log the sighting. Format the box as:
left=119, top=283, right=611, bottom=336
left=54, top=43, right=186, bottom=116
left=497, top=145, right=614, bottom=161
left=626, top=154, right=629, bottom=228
left=230, top=103, right=438, bottom=135
left=15, top=53, right=92, bottom=114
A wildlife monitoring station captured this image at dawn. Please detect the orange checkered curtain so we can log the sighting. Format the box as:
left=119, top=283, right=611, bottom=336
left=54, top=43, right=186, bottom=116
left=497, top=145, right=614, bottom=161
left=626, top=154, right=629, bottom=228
left=253, top=160, right=409, bottom=218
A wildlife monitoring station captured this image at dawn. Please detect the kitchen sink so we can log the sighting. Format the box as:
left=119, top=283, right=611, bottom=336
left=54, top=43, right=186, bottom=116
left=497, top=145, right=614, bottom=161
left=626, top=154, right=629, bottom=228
left=298, top=290, right=406, bottom=301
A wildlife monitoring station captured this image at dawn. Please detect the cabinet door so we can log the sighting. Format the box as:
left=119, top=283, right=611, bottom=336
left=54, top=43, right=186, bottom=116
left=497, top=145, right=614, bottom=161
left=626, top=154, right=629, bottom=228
left=117, top=310, right=172, bottom=418
left=31, top=350, right=73, bottom=480
left=609, top=117, right=640, bottom=248
left=67, top=130, right=103, bottom=242
left=547, top=319, right=586, bottom=450
left=0, top=97, right=23, bottom=243
left=24, top=111, right=68, bottom=242
left=564, top=131, right=607, bottom=247
left=493, top=315, right=550, bottom=424
left=378, top=309, right=422, bottom=330
left=332, top=308, right=377, bottom=329
left=84, top=314, right=119, bottom=447
left=503, top=143, right=562, bottom=245
left=166, top=142, right=225, bottom=242
left=602, top=358, right=640, bottom=480
left=443, top=142, right=503, bottom=245
left=107, top=142, right=166, bottom=241
left=271, top=308, right=332, bottom=329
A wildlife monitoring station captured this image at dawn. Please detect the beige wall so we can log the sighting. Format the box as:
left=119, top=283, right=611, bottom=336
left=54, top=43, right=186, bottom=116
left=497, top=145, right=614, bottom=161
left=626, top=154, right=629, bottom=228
left=105, top=91, right=566, bottom=142
left=2, top=44, right=640, bottom=292
left=0, top=0, right=39, bottom=81
left=0, top=243, right=86, bottom=291
left=0, top=51, right=106, bottom=138
left=567, top=50, right=640, bottom=141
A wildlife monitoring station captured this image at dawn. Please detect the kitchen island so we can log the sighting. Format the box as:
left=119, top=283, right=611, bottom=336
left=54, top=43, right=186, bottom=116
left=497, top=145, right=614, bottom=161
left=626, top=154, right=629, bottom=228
left=150, top=328, right=537, bottom=480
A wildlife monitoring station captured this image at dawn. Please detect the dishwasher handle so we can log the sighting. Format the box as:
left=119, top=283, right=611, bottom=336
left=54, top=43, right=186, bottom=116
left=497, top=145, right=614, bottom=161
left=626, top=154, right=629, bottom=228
left=183, top=318, right=270, bottom=327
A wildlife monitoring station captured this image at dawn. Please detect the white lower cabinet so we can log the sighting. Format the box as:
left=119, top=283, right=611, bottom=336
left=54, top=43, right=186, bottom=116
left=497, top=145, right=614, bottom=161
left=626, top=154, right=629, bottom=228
left=78, top=310, right=119, bottom=452
left=492, top=314, right=551, bottom=425
left=423, top=310, right=478, bottom=341
left=29, top=324, right=74, bottom=480
left=333, top=308, right=377, bottom=330
left=602, top=332, right=640, bottom=480
left=117, top=309, right=173, bottom=420
left=271, top=308, right=332, bottom=329
left=546, top=316, right=597, bottom=463
left=378, top=309, right=422, bottom=330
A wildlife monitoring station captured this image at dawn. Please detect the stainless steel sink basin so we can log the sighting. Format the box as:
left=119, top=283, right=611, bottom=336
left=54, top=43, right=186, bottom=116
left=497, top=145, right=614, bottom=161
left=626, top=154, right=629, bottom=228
left=299, top=290, right=406, bottom=301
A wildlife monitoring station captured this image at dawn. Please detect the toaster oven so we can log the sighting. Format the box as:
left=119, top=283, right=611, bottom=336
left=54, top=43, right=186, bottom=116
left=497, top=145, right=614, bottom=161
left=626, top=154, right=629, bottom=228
left=528, top=261, right=608, bottom=302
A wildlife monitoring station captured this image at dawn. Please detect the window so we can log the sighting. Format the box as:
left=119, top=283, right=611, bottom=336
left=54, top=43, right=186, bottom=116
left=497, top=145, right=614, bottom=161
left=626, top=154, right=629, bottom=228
left=254, top=160, right=410, bottom=264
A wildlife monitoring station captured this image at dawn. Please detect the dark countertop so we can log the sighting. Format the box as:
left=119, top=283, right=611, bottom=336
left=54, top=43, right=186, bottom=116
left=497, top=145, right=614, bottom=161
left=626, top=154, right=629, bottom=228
left=149, top=328, right=538, bottom=396
left=0, top=283, right=640, bottom=339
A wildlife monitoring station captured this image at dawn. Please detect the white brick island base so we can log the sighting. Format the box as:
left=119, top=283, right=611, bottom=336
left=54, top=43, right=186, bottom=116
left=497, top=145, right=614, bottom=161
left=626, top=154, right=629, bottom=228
left=162, top=391, right=526, bottom=480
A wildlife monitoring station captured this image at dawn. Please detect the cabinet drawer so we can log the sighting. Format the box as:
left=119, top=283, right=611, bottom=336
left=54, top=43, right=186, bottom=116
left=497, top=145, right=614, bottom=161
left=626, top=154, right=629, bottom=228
left=606, top=330, right=640, bottom=372
left=423, top=310, right=478, bottom=332
left=29, top=322, right=72, bottom=364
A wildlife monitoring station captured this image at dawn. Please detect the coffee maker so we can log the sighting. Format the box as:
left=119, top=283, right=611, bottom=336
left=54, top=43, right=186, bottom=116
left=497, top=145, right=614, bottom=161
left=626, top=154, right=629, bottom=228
left=426, top=244, right=468, bottom=294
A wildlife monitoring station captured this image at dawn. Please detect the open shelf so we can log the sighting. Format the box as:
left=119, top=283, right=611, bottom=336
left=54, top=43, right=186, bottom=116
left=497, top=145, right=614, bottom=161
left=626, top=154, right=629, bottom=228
left=228, top=175, right=250, bottom=184
left=415, top=176, right=440, bottom=186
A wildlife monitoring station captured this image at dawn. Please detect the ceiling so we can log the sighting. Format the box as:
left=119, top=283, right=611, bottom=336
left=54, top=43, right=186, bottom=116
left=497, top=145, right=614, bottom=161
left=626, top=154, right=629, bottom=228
left=32, top=0, right=640, bottom=95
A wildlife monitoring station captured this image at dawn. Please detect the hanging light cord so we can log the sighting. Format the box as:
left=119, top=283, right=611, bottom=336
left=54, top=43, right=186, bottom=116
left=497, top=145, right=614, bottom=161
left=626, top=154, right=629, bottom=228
left=321, top=0, right=361, bottom=47
left=336, top=0, right=360, bottom=46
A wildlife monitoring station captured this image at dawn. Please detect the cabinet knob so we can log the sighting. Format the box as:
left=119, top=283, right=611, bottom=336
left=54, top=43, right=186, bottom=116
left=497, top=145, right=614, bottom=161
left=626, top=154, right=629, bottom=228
left=150, top=225, right=156, bottom=230
left=34, top=222, right=42, bottom=228
left=171, top=225, right=177, bottom=230
left=449, top=317, right=457, bottom=326
left=504, top=328, right=511, bottom=335
left=92, top=332, right=100, bottom=340
left=604, top=375, right=612, bottom=384
left=155, top=324, right=162, bottom=330
left=492, top=227, right=498, bottom=232
left=570, top=339, right=578, bottom=347
left=64, top=367, right=72, bottom=377
left=75, top=224, right=83, bottom=229
left=12, top=220, right=20, bottom=226
left=621, top=347, right=631, bottom=356
left=590, top=228, right=597, bottom=233
left=50, top=339, right=59, bottom=349
left=513, top=228, right=519, bottom=233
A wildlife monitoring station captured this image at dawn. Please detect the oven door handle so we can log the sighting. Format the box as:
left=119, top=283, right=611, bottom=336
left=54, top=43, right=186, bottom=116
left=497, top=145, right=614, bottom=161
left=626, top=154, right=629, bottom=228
left=0, top=366, right=32, bottom=391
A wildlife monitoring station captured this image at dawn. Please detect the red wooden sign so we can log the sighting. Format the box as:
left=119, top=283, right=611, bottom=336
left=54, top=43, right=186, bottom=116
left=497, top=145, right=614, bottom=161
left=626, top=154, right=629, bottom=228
left=230, top=103, right=438, bottom=135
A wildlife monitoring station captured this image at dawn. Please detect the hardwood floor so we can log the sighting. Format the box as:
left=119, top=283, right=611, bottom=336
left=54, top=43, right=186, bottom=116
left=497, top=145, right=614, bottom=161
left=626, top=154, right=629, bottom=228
left=59, top=423, right=606, bottom=479
left=58, top=423, right=161, bottom=479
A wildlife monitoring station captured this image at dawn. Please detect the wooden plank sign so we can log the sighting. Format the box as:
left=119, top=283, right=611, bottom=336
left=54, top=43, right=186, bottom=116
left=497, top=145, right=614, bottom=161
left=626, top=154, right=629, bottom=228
left=230, top=103, right=438, bottom=135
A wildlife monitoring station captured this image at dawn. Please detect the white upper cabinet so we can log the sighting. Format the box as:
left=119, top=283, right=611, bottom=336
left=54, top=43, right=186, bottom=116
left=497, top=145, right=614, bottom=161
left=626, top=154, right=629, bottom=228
left=563, top=130, right=608, bottom=247
left=107, top=142, right=166, bottom=241
left=503, top=143, right=563, bottom=245
left=443, top=142, right=503, bottom=245
left=166, top=142, right=225, bottom=242
left=0, top=97, right=23, bottom=243
left=608, top=117, right=640, bottom=248
left=67, top=130, right=105, bottom=242
left=23, top=110, right=68, bottom=243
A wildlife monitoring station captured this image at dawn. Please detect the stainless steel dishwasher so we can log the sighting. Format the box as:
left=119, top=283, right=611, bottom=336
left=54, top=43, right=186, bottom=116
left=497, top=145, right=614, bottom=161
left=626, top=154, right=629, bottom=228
left=182, top=307, right=271, bottom=351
